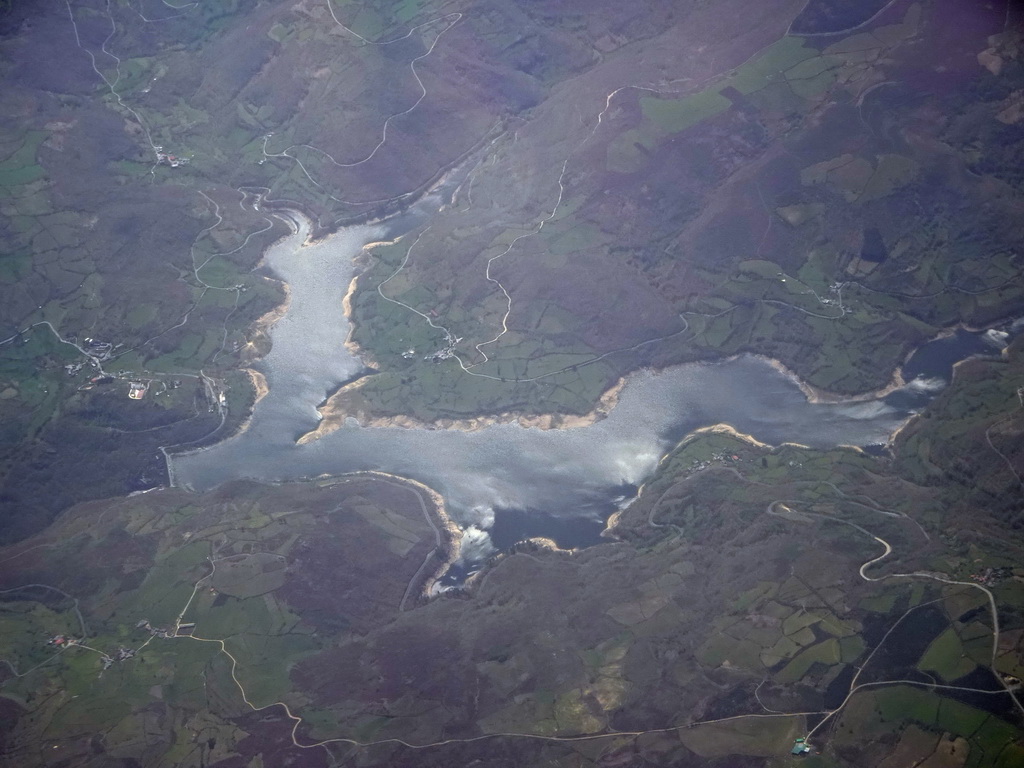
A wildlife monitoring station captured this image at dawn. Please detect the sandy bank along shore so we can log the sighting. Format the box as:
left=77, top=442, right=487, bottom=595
left=330, top=470, right=462, bottom=600
left=296, top=376, right=626, bottom=443
left=753, top=354, right=906, bottom=404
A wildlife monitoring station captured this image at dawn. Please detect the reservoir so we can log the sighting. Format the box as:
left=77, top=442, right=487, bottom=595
left=169, top=214, right=1010, bottom=571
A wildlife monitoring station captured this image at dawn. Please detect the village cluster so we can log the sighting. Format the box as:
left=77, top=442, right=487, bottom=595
left=63, top=338, right=115, bottom=378
left=817, top=281, right=847, bottom=307
left=424, top=330, right=463, bottom=363
left=686, top=451, right=748, bottom=473
left=81, top=338, right=114, bottom=358
left=970, top=565, right=1015, bottom=587
left=153, top=146, right=190, bottom=168
left=45, top=634, right=137, bottom=671
left=691, top=453, right=739, bottom=472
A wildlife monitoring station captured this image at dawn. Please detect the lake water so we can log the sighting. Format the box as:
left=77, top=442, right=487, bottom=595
left=169, top=214, right=1010, bottom=574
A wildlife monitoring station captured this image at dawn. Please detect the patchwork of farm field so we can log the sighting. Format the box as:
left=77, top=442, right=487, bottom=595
left=0, top=0, right=697, bottom=531
left=1, top=339, right=1021, bottom=767
left=343, top=0, right=1024, bottom=425
left=1, top=0, right=1023, bottom=764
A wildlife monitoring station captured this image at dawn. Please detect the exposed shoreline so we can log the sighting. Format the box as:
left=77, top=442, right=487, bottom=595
left=251, top=280, right=292, bottom=339
left=324, top=470, right=463, bottom=602
left=753, top=353, right=907, bottom=404
left=299, top=318, right=998, bottom=447
left=603, top=423, right=782, bottom=537
left=338, top=236, right=403, bottom=370
left=297, top=377, right=626, bottom=443
left=245, top=368, right=269, bottom=404
left=463, top=535, right=575, bottom=595
left=214, top=368, right=270, bottom=447
left=295, top=335, right=909, bottom=442
left=169, top=204, right=1017, bottom=588
left=766, top=320, right=1018, bottom=405
left=882, top=347, right=1002, bottom=450
left=233, top=208, right=1011, bottom=449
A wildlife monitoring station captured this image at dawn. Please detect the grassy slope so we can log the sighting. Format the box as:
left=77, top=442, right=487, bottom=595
left=344, top=2, right=1024, bottom=423
left=0, top=344, right=1021, bottom=767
